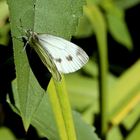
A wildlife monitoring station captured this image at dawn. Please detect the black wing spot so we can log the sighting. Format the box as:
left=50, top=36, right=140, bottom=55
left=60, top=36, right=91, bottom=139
left=76, top=48, right=83, bottom=56
left=55, top=58, right=62, bottom=63
left=66, top=55, right=73, bottom=61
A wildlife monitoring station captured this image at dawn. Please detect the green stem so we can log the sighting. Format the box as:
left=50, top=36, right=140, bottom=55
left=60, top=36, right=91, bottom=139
left=48, top=79, right=68, bottom=140
left=48, top=76, right=77, bottom=140
left=54, top=75, right=77, bottom=140
left=98, top=38, right=108, bottom=139
left=84, top=5, right=108, bottom=139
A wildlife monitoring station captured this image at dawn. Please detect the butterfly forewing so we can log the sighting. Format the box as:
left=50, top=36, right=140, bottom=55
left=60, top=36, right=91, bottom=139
left=37, top=34, right=89, bottom=73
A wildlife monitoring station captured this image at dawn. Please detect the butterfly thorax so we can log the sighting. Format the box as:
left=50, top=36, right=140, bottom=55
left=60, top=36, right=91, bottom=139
left=26, top=30, right=40, bottom=48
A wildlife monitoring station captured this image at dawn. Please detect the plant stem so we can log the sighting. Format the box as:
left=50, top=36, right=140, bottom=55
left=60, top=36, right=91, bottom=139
left=48, top=79, right=68, bottom=140
left=54, top=75, right=77, bottom=140
left=48, top=77, right=77, bottom=140
left=84, top=5, right=108, bottom=139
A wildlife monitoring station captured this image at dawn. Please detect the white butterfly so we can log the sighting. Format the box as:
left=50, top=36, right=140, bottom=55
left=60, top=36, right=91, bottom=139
left=24, top=29, right=89, bottom=81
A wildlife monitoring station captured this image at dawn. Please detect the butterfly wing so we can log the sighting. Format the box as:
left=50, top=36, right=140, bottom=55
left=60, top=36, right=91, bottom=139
left=37, top=34, right=89, bottom=74
left=29, top=36, right=62, bottom=81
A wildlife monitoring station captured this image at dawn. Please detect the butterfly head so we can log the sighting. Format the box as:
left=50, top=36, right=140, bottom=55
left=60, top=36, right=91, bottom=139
left=24, top=29, right=38, bottom=41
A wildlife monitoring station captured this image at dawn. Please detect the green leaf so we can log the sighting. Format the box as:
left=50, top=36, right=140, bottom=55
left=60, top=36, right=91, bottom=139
left=126, top=122, right=140, bottom=140
left=34, top=0, right=85, bottom=39
left=65, top=72, right=98, bottom=112
left=0, top=127, right=15, bottom=140
left=109, top=60, right=140, bottom=123
left=74, top=112, right=100, bottom=140
left=7, top=0, right=45, bottom=130
left=0, top=0, right=9, bottom=45
left=75, top=15, right=93, bottom=38
left=122, top=103, right=140, bottom=129
left=105, top=4, right=133, bottom=49
left=114, top=0, right=140, bottom=9
left=107, top=126, right=123, bottom=140
left=0, top=0, right=9, bottom=20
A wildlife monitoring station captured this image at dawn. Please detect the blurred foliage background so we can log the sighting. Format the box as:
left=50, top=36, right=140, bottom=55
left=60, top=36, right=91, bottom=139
left=0, top=0, right=140, bottom=140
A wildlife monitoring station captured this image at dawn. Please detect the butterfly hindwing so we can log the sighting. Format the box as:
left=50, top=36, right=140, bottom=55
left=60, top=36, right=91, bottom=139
left=29, top=34, right=62, bottom=81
